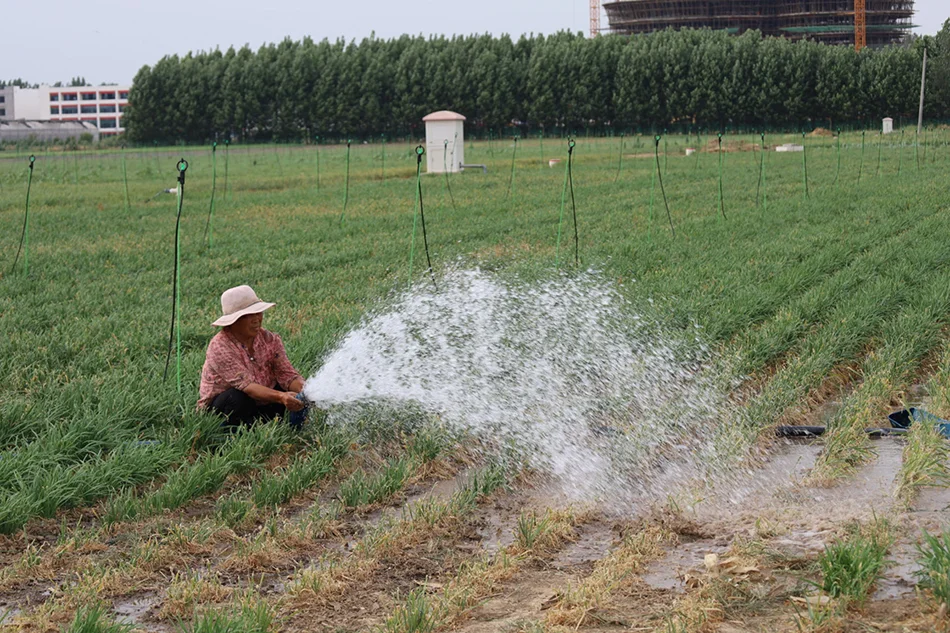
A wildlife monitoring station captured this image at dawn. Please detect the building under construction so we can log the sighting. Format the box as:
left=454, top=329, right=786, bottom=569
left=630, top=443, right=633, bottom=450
left=602, top=0, right=915, bottom=47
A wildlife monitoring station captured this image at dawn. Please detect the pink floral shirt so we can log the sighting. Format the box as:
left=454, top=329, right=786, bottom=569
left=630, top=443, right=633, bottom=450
left=197, top=329, right=303, bottom=409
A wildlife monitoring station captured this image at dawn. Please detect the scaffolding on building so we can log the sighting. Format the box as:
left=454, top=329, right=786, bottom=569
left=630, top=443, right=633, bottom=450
left=602, top=0, right=915, bottom=47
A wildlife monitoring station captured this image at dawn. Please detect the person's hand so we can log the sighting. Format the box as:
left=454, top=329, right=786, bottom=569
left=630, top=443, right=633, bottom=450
left=282, top=392, right=305, bottom=412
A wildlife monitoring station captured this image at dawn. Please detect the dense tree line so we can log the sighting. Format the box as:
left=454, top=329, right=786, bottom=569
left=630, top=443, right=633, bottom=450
left=0, top=79, right=38, bottom=88
left=124, top=28, right=944, bottom=143
left=927, top=20, right=950, bottom=117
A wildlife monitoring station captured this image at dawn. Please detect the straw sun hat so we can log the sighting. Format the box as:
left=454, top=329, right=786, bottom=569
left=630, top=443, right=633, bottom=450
left=212, top=285, right=275, bottom=327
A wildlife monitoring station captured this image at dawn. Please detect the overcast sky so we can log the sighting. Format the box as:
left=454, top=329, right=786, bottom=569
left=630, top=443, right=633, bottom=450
left=3, top=0, right=947, bottom=85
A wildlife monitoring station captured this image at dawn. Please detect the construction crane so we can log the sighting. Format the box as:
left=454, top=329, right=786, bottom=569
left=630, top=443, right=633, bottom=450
left=590, top=0, right=600, bottom=37
left=855, top=0, right=867, bottom=51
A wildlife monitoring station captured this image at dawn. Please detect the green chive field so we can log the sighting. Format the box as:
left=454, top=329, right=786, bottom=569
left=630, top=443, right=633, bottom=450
left=2, top=130, right=950, bottom=632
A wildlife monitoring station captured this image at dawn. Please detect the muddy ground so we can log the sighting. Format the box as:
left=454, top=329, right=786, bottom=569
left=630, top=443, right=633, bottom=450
left=0, top=427, right=948, bottom=633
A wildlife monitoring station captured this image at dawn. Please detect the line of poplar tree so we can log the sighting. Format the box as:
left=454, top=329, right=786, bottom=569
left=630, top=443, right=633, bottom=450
left=124, top=28, right=939, bottom=144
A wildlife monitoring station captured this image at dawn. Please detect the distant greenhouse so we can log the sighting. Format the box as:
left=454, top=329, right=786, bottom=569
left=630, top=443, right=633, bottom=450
left=603, top=0, right=915, bottom=47
left=0, top=120, right=100, bottom=143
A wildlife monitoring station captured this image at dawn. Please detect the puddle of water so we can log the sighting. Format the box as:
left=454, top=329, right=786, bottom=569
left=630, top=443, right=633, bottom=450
left=476, top=505, right=518, bottom=556
left=770, top=529, right=835, bottom=559
left=364, top=469, right=471, bottom=527
left=473, top=485, right=574, bottom=557
left=913, top=485, right=950, bottom=514
left=838, top=438, right=904, bottom=505
left=113, top=595, right=159, bottom=626
left=873, top=541, right=921, bottom=601
left=551, top=522, right=615, bottom=569
left=0, top=607, right=22, bottom=625
left=689, top=440, right=821, bottom=530
left=641, top=538, right=731, bottom=592
left=728, top=439, right=821, bottom=504
left=759, top=439, right=904, bottom=531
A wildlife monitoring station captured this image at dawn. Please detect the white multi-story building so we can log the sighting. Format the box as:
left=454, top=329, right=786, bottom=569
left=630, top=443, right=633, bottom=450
left=0, top=85, right=130, bottom=136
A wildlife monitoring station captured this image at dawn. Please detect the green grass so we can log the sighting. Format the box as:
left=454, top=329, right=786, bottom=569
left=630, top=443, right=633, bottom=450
left=63, top=604, right=130, bottom=633
left=814, top=520, right=892, bottom=607
left=515, top=511, right=552, bottom=550
left=177, top=597, right=276, bottom=633
left=2, top=129, right=950, bottom=531
left=337, top=456, right=416, bottom=508
left=250, top=428, right=350, bottom=508
left=916, top=529, right=950, bottom=611
left=897, top=416, right=950, bottom=503
left=102, top=422, right=289, bottom=525
left=382, top=587, right=437, bottom=633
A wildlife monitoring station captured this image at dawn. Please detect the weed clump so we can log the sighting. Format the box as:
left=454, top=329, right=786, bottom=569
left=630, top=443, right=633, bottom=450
left=64, top=604, right=130, bottom=633
left=815, top=519, right=892, bottom=607
left=916, top=530, right=950, bottom=613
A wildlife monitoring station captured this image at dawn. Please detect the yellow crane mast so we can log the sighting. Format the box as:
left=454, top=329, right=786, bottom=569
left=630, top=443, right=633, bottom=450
left=855, top=0, right=867, bottom=51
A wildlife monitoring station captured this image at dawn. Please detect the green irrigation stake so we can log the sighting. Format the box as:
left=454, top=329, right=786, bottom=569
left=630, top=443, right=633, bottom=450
left=339, top=140, right=351, bottom=225
left=755, top=132, right=766, bottom=210
left=121, top=151, right=131, bottom=213
left=73, top=152, right=79, bottom=185
left=223, top=139, right=230, bottom=202
left=761, top=133, right=767, bottom=213
left=648, top=137, right=657, bottom=241
left=801, top=132, right=809, bottom=201
left=539, top=131, right=544, bottom=170
left=488, top=128, right=495, bottom=171
left=832, top=128, right=841, bottom=187
left=555, top=139, right=577, bottom=269
left=663, top=131, right=669, bottom=174
left=717, top=133, right=726, bottom=221
left=314, top=136, right=320, bottom=191
left=505, top=137, right=518, bottom=201
left=694, top=130, right=702, bottom=171
left=274, top=143, right=283, bottom=177
left=915, top=130, right=920, bottom=172
left=204, top=142, right=218, bottom=249
left=10, top=155, right=35, bottom=276
left=163, top=158, right=188, bottom=393
left=442, top=139, right=457, bottom=211
left=381, top=135, right=386, bottom=179
left=614, top=132, right=625, bottom=182
left=407, top=145, right=435, bottom=289
left=877, top=131, right=884, bottom=178
left=858, top=130, right=866, bottom=183
left=898, top=129, right=904, bottom=178
left=654, top=135, right=675, bottom=237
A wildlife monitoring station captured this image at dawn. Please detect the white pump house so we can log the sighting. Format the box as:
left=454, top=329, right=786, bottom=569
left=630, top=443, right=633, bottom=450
left=423, top=110, right=465, bottom=173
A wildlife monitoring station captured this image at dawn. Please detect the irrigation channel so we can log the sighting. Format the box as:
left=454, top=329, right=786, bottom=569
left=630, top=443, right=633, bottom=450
left=1, top=131, right=950, bottom=632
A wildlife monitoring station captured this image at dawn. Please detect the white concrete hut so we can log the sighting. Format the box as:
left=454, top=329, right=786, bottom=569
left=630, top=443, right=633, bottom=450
left=423, top=110, right=465, bottom=173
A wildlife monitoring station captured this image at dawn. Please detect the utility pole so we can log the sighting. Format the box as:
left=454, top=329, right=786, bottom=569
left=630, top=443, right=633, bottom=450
left=918, top=45, right=928, bottom=135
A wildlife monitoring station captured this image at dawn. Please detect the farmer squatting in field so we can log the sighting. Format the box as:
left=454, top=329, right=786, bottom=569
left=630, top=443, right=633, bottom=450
left=197, top=285, right=308, bottom=429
